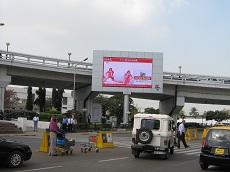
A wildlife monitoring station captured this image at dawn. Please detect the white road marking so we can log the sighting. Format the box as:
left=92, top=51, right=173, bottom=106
left=99, top=157, right=129, bottom=162
left=14, top=166, right=62, bottom=172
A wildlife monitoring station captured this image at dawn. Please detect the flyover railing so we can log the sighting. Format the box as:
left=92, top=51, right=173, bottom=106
left=0, top=50, right=92, bottom=71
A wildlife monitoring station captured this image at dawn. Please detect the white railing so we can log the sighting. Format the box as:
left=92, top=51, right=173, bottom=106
left=0, top=50, right=92, bottom=71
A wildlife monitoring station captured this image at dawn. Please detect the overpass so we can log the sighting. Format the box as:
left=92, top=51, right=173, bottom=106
left=1, top=50, right=230, bottom=122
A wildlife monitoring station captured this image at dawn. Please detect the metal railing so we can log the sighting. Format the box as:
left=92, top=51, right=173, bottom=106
left=0, top=50, right=92, bottom=71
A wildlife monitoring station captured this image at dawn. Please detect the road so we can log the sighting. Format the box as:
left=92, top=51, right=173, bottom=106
left=0, top=133, right=230, bottom=172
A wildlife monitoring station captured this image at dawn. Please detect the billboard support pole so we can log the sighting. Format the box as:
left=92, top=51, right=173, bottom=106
left=123, top=94, right=130, bottom=124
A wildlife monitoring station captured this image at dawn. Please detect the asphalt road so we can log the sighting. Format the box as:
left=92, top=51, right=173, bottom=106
left=0, top=134, right=230, bottom=172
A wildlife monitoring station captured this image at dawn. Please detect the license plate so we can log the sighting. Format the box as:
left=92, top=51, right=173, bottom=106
left=215, top=148, right=224, bottom=155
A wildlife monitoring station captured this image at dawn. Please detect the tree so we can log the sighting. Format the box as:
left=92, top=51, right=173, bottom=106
left=206, top=110, right=229, bottom=122
left=34, top=87, right=46, bottom=112
left=144, top=107, right=160, bottom=114
left=178, top=109, right=185, bottom=119
left=189, top=107, right=199, bottom=118
left=52, top=88, right=64, bottom=112
left=25, top=86, right=33, bottom=110
left=45, top=97, right=52, bottom=111
left=93, top=94, right=137, bottom=125
left=4, top=89, right=20, bottom=108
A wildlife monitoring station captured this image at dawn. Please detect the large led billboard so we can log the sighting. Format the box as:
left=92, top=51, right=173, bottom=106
left=103, top=57, right=153, bottom=88
left=92, top=50, right=163, bottom=94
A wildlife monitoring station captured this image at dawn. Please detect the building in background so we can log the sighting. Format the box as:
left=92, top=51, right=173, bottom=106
left=6, top=85, right=73, bottom=114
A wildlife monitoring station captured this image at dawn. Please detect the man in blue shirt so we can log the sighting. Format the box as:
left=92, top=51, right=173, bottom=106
left=62, top=115, right=68, bottom=133
left=178, top=120, right=189, bottom=148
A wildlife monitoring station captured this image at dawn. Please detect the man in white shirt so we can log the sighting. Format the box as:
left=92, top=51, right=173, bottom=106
left=33, top=114, right=39, bottom=132
left=178, top=120, right=189, bottom=148
left=68, top=116, right=74, bottom=133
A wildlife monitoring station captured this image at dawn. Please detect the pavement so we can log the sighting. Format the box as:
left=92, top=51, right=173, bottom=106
left=0, top=127, right=132, bottom=138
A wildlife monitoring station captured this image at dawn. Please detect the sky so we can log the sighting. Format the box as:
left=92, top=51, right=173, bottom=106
left=1, top=0, right=230, bottom=114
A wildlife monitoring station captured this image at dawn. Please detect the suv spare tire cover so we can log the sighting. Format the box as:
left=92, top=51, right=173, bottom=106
left=136, top=128, right=153, bottom=144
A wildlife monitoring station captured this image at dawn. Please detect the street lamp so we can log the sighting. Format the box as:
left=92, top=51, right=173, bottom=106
left=72, top=58, right=88, bottom=109
left=68, top=52, right=72, bottom=67
left=178, top=66, right=182, bottom=75
left=6, top=42, right=10, bottom=59
left=6, top=42, right=10, bottom=51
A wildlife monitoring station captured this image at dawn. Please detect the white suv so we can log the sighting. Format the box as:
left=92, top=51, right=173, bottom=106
left=131, top=113, right=175, bottom=159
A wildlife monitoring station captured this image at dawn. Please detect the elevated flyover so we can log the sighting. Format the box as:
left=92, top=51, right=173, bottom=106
left=0, top=50, right=230, bottom=116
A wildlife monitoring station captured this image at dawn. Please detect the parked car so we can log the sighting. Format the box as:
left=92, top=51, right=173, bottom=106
left=131, top=113, right=175, bottom=160
left=0, top=137, right=32, bottom=168
left=199, top=126, right=230, bottom=170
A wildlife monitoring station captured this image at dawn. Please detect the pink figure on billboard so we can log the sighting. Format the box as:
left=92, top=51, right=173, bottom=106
left=124, top=70, right=133, bottom=84
left=106, top=68, right=114, bottom=81
left=104, top=68, right=123, bottom=84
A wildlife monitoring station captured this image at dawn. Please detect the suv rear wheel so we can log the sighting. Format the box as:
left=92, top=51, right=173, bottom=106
left=136, top=128, right=153, bottom=144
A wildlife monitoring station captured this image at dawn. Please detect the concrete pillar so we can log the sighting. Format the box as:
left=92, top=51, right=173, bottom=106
left=123, top=94, right=129, bottom=124
left=159, top=96, right=185, bottom=115
left=0, top=66, right=11, bottom=111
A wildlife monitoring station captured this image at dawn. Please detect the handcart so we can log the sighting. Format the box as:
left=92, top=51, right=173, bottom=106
left=56, top=132, right=75, bottom=156
left=80, top=130, right=99, bottom=153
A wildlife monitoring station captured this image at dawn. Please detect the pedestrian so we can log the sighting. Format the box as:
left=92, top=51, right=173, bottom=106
left=62, top=115, right=68, bottom=133
left=48, top=115, right=60, bottom=156
left=178, top=120, right=189, bottom=148
left=87, top=113, right=91, bottom=124
left=32, top=114, right=39, bottom=132
left=68, top=116, right=74, bottom=133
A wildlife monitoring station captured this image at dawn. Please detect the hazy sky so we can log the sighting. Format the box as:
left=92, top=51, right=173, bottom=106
left=1, top=0, right=230, bottom=113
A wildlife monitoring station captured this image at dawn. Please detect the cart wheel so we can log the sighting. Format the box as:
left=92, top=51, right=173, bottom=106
left=88, top=147, right=91, bottom=151
left=84, top=148, right=87, bottom=153
left=96, top=148, right=99, bottom=153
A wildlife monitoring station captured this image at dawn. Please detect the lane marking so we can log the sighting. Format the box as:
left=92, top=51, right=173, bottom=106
left=99, top=157, right=129, bottom=162
left=14, top=166, right=62, bottom=172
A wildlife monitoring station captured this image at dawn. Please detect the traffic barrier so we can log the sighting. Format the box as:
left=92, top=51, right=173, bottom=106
left=96, top=128, right=114, bottom=148
left=39, top=130, right=50, bottom=153
left=185, top=128, right=199, bottom=140
left=201, top=128, right=209, bottom=138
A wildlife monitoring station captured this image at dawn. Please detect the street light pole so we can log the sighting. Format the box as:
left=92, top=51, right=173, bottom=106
left=68, top=52, right=72, bottom=67
left=178, top=66, right=182, bottom=75
left=6, top=42, right=10, bottom=59
left=73, top=58, right=88, bottom=110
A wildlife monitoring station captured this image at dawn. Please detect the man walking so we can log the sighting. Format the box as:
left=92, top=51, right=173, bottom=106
left=178, top=120, right=189, bottom=148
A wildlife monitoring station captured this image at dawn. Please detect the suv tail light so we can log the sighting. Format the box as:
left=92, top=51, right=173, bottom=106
left=201, top=139, right=206, bottom=150
left=164, top=139, right=168, bottom=145
left=132, top=137, right=136, bottom=143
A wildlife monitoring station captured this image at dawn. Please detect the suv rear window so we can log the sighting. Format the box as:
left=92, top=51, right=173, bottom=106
left=141, top=119, right=160, bottom=130
left=207, top=129, right=230, bottom=143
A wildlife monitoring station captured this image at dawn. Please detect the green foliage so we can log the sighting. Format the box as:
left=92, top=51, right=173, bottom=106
left=25, top=86, right=33, bottom=111
left=189, top=107, right=199, bottom=118
left=34, top=87, right=46, bottom=112
left=52, top=88, right=64, bottom=112
left=206, top=110, right=229, bottom=122
left=39, top=112, right=63, bottom=122
left=144, top=107, right=160, bottom=114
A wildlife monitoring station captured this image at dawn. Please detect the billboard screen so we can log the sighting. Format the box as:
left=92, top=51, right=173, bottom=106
left=102, top=57, right=153, bottom=88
